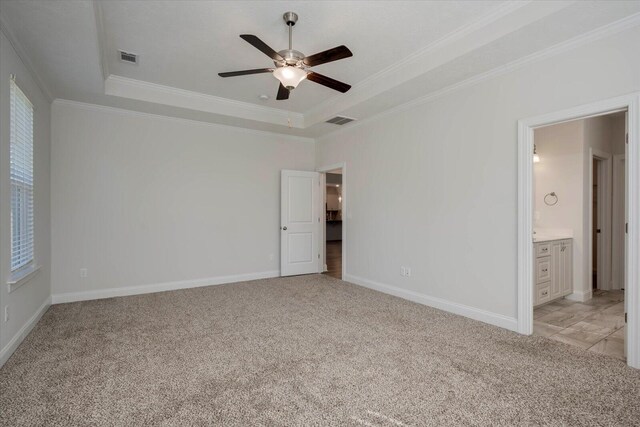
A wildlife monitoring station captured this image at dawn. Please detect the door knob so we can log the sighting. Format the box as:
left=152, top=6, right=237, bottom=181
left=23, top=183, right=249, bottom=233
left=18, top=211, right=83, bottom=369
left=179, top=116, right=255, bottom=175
left=281, top=226, right=287, bottom=231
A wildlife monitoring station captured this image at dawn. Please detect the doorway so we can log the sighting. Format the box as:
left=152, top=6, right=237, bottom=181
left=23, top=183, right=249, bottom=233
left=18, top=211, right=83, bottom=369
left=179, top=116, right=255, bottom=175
left=324, top=170, right=342, bottom=279
left=518, top=93, right=640, bottom=369
left=591, top=149, right=613, bottom=293
left=531, top=113, right=624, bottom=359
left=318, top=163, right=346, bottom=280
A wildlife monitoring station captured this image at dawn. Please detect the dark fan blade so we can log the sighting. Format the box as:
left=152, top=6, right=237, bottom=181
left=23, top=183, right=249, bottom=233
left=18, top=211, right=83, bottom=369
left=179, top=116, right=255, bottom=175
left=276, top=83, right=290, bottom=100
left=218, top=68, right=274, bottom=77
left=307, top=72, right=351, bottom=93
left=240, top=34, right=284, bottom=61
left=303, top=45, right=352, bottom=67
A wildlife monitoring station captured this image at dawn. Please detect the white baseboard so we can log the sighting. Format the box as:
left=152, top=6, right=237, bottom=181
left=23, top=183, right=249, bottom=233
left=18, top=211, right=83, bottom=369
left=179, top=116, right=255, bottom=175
left=51, top=270, right=280, bottom=304
left=0, top=296, right=51, bottom=368
left=344, top=274, right=518, bottom=332
left=566, top=289, right=593, bottom=302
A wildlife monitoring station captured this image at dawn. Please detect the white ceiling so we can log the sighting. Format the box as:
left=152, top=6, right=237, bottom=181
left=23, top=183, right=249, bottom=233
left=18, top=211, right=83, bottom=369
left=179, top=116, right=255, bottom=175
left=1, top=1, right=639, bottom=137
left=100, top=1, right=504, bottom=113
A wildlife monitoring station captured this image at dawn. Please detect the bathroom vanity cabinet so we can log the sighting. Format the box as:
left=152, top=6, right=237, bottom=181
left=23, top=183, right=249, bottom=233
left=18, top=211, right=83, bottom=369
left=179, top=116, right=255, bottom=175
left=534, top=238, right=573, bottom=306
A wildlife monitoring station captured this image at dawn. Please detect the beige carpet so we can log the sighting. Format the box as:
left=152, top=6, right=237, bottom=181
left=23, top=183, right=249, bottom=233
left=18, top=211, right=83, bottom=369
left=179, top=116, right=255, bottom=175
left=1, top=275, right=639, bottom=426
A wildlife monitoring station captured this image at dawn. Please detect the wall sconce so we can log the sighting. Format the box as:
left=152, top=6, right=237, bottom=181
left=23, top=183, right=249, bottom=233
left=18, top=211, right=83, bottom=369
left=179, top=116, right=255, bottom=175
left=533, top=144, right=540, bottom=163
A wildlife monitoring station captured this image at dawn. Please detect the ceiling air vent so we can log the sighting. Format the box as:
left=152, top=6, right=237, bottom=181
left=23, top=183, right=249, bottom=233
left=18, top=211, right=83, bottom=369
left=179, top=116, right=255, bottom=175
left=118, top=50, right=138, bottom=64
left=326, top=116, right=356, bottom=125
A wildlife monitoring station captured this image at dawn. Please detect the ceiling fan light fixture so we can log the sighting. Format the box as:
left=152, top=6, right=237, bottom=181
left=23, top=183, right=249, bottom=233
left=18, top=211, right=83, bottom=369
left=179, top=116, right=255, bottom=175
left=273, top=66, right=307, bottom=90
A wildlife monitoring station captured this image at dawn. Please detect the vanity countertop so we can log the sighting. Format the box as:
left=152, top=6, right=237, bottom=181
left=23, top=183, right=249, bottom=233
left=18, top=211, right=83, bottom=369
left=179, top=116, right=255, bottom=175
left=533, top=234, right=573, bottom=243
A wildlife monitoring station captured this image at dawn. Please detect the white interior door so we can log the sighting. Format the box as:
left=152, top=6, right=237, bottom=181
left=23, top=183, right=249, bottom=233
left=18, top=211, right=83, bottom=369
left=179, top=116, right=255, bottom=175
left=281, top=170, right=320, bottom=276
left=624, top=111, right=628, bottom=359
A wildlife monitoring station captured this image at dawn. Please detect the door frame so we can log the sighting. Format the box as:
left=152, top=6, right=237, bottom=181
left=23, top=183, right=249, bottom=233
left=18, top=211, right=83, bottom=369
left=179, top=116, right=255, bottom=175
left=589, top=149, right=612, bottom=292
left=517, top=92, right=640, bottom=369
left=317, top=162, right=346, bottom=279
left=612, top=154, right=626, bottom=290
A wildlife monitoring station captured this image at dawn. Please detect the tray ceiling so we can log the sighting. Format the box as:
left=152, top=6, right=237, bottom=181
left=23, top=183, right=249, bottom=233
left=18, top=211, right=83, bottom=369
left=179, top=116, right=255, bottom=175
left=1, top=1, right=639, bottom=137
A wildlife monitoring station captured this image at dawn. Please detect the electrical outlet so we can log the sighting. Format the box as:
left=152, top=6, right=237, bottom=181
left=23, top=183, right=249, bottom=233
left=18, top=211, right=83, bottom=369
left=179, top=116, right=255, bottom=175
left=4, top=306, right=8, bottom=322
left=400, top=266, right=406, bottom=276
left=405, top=267, right=411, bottom=277
left=80, top=268, right=88, bottom=278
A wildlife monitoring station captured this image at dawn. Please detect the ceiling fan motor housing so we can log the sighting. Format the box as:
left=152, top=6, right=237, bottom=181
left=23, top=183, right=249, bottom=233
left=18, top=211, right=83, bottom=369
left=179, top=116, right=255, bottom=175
left=276, top=50, right=305, bottom=66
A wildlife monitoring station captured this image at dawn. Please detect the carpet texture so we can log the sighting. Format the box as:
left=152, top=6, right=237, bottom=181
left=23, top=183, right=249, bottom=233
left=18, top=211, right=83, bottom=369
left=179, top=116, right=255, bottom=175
left=1, top=275, right=639, bottom=426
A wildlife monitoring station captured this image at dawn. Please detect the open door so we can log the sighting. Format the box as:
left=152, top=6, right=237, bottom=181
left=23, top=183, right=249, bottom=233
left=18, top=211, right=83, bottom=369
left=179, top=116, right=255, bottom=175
left=624, top=111, right=628, bottom=359
left=281, top=170, right=320, bottom=276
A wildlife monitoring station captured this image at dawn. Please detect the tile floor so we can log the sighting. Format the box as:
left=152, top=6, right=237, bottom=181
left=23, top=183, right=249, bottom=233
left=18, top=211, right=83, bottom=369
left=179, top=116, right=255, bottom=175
left=533, top=290, right=626, bottom=360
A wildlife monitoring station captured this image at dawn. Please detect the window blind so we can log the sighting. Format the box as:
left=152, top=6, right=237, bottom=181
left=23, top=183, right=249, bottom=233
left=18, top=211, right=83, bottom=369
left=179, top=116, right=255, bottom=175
left=10, top=78, right=35, bottom=271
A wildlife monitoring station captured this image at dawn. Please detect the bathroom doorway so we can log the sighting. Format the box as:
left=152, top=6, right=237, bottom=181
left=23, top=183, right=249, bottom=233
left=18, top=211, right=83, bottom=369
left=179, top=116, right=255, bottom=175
left=518, top=93, right=639, bottom=368
left=530, top=111, right=625, bottom=360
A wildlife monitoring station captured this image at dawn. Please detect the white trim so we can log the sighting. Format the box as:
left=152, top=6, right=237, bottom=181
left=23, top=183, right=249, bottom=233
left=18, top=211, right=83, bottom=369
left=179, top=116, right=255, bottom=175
left=51, top=270, right=279, bottom=304
left=316, top=12, right=640, bottom=142
left=92, top=0, right=109, bottom=82
left=0, top=296, right=50, bottom=367
left=104, top=75, right=305, bottom=129
left=344, top=274, right=518, bottom=332
left=518, top=92, right=640, bottom=369
left=612, top=154, right=626, bottom=290
left=7, top=264, right=41, bottom=293
left=318, top=162, right=347, bottom=279
left=52, top=99, right=315, bottom=144
left=627, top=97, right=640, bottom=369
left=517, top=119, right=534, bottom=337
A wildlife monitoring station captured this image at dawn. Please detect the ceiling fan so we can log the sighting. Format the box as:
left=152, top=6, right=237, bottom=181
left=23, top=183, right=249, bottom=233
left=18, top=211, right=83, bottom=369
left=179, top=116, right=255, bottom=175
left=218, top=12, right=353, bottom=100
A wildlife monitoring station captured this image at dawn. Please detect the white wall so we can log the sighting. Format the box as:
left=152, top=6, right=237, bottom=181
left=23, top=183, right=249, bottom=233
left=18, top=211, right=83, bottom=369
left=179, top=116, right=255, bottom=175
left=0, top=30, right=51, bottom=364
left=315, top=25, right=640, bottom=323
left=51, top=102, right=314, bottom=300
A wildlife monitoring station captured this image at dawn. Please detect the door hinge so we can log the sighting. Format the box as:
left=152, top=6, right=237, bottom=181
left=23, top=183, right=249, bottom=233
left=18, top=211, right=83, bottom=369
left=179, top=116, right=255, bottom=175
left=318, top=254, right=320, bottom=259
left=626, top=222, right=628, bottom=234
left=625, top=312, right=628, bottom=323
left=626, top=133, right=629, bottom=144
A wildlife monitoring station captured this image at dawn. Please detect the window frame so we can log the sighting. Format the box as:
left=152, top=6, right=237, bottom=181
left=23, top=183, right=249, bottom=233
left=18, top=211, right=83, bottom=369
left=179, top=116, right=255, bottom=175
left=8, top=76, right=38, bottom=289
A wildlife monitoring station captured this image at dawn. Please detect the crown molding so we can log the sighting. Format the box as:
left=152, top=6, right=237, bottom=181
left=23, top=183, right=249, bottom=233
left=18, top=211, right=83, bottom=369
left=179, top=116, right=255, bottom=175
left=304, top=0, right=575, bottom=127
left=52, top=98, right=315, bottom=143
left=0, top=14, right=54, bottom=102
left=105, top=74, right=305, bottom=129
left=316, top=11, right=640, bottom=142
left=92, top=0, right=109, bottom=82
